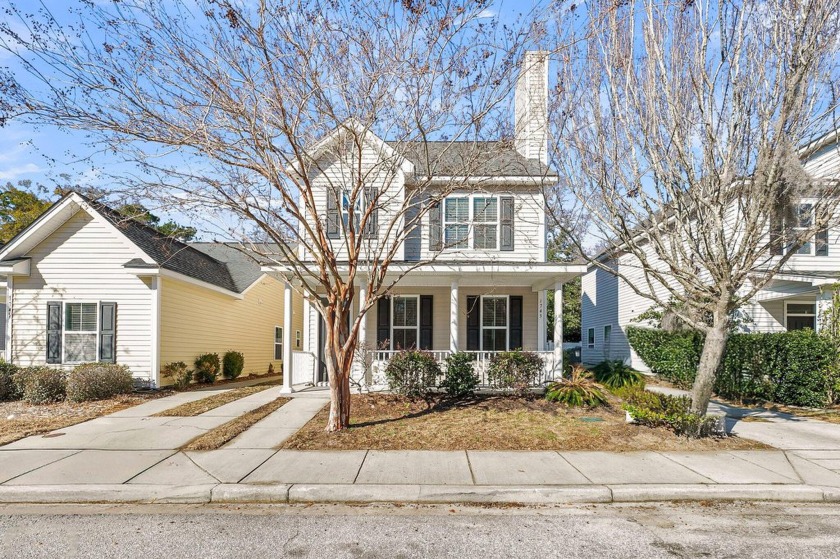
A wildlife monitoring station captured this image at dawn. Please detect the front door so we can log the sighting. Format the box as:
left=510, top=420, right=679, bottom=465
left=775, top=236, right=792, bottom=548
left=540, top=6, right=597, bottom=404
left=317, top=311, right=328, bottom=383
left=786, top=315, right=816, bottom=331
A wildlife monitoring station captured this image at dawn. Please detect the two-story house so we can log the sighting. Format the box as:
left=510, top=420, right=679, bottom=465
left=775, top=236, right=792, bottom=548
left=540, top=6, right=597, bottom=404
left=268, top=52, right=586, bottom=391
left=581, top=129, right=840, bottom=369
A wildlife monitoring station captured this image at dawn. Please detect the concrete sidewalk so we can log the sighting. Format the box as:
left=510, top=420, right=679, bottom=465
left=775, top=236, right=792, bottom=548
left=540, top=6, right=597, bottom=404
left=1, top=447, right=840, bottom=505
left=3, top=383, right=840, bottom=506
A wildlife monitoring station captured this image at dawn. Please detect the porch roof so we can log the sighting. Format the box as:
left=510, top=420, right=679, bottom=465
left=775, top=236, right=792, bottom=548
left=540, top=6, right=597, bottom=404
left=263, top=261, right=586, bottom=291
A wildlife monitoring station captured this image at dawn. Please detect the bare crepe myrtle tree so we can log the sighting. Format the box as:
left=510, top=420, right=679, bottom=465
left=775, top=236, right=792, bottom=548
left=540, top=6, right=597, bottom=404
left=0, top=0, right=550, bottom=430
left=547, top=0, right=840, bottom=415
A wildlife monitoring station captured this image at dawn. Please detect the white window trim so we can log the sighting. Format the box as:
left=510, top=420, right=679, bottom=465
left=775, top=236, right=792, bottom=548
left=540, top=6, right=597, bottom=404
left=587, top=327, right=595, bottom=349
left=442, top=194, right=500, bottom=251
left=391, top=295, right=420, bottom=350
left=274, top=326, right=283, bottom=360
left=604, top=325, right=612, bottom=358
left=295, top=329, right=302, bottom=349
left=788, top=202, right=816, bottom=256
left=479, top=295, right=509, bottom=351
left=61, top=301, right=99, bottom=365
left=784, top=300, right=817, bottom=330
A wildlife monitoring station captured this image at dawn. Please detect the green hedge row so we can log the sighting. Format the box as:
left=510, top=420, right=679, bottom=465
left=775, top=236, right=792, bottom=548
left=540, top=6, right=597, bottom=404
left=626, top=326, right=837, bottom=408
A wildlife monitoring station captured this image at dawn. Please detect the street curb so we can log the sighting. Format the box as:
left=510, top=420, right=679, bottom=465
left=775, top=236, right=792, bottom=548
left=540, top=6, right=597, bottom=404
left=1, top=483, right=838, bottom=505
left=0, top=484, right=214, bottom=504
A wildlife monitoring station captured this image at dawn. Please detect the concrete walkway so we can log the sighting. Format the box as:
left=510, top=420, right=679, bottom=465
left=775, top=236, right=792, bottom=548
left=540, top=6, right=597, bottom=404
left=3, top=384, right=840, bottom=505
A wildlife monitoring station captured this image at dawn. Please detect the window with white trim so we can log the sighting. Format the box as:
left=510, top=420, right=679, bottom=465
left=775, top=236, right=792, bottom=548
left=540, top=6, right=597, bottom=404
left=785, top=302, right=816, bottom=331
left=295, top=330, right=302, bottom=349
left=481, top=296, right=507, bottom=351
left=444, top=197, right=469, bottom=249
left=791, top=203, right=815, bottom=255
left=63, top=302, right=98, bottom=364
left=587, top=328, right=595, bottom=349
left=604, top=325, right=612, bottom=358
left=391, top=296, right=419, bottom=349
left=274, top=326, right=283, bottom=360
left=473, top=197, right=499, bottom=249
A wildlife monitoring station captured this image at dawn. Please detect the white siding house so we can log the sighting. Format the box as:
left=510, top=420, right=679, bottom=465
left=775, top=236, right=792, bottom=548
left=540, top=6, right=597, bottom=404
left=581, top=130, right=840, bottom=369
left=269, top=51, right=586, bottom=390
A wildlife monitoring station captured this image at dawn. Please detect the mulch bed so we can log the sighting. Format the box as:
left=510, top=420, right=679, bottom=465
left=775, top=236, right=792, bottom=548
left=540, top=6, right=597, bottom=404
left=282, top=393, right=769, bottom=452
left=0, top=392, right=168, bottom=447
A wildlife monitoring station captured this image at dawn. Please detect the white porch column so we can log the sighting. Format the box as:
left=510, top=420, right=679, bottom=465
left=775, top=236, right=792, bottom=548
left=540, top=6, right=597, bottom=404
left=302, top=294, right=313, bottom=384
left=553, top=281, right=564, bottom=378
left=355, top=286, right=367, bottom=386
left=537, top=290, right=547, bottom=351
left=450, top=280, right=459, bottom=352
left=4, top=276, right=13, bottom=364
left=816, top=288, right=835, bottom=333
left=281, top=282, right=295, bottom=394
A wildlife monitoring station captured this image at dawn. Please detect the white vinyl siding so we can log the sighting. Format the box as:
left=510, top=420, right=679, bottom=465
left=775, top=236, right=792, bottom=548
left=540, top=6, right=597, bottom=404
left=9, top=210, right=154, bottom=378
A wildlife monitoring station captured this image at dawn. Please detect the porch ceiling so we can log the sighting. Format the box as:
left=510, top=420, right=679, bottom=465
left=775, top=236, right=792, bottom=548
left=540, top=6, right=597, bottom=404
left=264, top=262, right=586, bottom=292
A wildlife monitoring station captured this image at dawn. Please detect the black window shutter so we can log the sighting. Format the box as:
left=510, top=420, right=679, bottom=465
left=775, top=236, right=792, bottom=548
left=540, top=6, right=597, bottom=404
left=46, top=301, right=62, bottom=364
left=466, top=296, right=480, bottom=351
left=326, top=190, right=340, bottom=239
left=364, top=187, right=378, bottom=238
left=428, top=201, right=442, bottom=251
left=419, top=295, right=433, bottom=350
left=376, top=296, right=390, bottom=348
left=508, top=296, right=523, bottom=350
left=99, top=302, right=117, bottom=363
left=816, top=229, right=829, bottom=256
left=500, top=197, right=515, bottom=251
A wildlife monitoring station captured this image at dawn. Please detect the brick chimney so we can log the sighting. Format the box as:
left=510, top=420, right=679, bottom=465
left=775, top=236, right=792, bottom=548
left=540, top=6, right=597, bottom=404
left=514, top=51, right=549, bottom=164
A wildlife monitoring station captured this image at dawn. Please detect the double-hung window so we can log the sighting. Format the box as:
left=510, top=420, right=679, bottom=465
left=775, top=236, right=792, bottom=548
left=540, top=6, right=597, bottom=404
left=391, top=296, right=419, bottom=349
left=791, top=203, right=815, bottom=255
left=587, top=328, right=595, bottom=349
left=444, top=197, right=469, bottom=249
left=274, top=326, right=283, bottom=360
left=63, top=302, right=98, bottom=363
left=473, top=197, right=498, bottom=249
left=481, top=296, right=507, bottom=351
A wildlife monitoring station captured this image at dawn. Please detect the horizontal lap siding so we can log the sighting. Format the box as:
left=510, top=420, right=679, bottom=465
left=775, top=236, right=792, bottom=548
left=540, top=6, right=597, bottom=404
left=159, top=276, right=303, bottom=385
left=10, top=211, right=153, bottom=378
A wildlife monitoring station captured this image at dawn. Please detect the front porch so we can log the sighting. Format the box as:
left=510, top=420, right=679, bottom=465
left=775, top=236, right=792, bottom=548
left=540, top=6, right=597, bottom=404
left=269, top=262, right=585, bottom=391
left=747, top=273, right=839, bottom=333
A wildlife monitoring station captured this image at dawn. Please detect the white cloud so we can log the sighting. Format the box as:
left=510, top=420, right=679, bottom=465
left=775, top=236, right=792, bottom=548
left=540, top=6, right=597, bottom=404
left=0, top=163, right=41, bottom=180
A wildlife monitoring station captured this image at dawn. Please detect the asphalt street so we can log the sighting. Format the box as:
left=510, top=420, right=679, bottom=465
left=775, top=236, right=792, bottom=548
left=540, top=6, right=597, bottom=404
left=1, top=501, right=839, bottom=558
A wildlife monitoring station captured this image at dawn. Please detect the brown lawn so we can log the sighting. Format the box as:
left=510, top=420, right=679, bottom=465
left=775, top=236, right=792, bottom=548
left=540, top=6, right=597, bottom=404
left=181, top=397, right=291, bottom=451
left=282, top=393, right=769, bottom=452
left=154, top=381, right=279, bottom=417
left=0, top=392, right=167, bottom=447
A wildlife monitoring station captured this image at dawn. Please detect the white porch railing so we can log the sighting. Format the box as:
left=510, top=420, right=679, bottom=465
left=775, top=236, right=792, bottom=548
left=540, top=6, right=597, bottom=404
left=370, top=350, right=559, bottom=388
left=291, top=350, right=317, bottom=386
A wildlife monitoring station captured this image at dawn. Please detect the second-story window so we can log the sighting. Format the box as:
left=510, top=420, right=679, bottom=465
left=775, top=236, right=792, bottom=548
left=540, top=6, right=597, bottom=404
left=444, top=197, right=469, bottom=249
left=473, top=197, right=498, bottom=249
left=792, top=203, right=814, bottom=255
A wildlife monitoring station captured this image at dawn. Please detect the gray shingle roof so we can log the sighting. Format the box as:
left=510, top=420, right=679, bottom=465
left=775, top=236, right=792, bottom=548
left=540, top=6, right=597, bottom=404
left=391, top=141, right=555, bottom=178
left=88, top=197, right=241, bottom=293
left=188, top=243, right=275, bottom=292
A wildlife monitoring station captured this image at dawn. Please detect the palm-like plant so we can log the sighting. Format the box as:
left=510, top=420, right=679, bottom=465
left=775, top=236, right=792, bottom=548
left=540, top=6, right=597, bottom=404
left=591, top=360, right=644, bottom=390
left=545, top=366, right=608, bottom=407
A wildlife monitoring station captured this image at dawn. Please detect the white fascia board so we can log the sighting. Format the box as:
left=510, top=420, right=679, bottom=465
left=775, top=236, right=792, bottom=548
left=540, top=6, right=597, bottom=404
left=411, top=175, right=557, bottom=187
left=284, top=119, right=414, bottom=177
left=0, top=194, right=81, bottom=260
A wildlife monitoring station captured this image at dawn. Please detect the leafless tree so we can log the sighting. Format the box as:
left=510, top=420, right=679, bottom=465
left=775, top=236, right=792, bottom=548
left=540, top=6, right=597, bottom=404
left=548, top=0, right=840, bottom=415
left=0, top=0, right=551, bottom=430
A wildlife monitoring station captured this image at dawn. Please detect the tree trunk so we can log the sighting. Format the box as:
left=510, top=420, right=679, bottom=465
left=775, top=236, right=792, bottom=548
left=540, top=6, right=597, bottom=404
left=324, top=307, right=354, bottom=432
left=690, top=313, right=730, bottom=416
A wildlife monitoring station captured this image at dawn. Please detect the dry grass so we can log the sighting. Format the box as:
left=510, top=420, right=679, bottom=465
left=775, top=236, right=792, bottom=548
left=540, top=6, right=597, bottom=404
left=282, top=394, right=769, bottom=452
left=153, top=382, right=278, bottom=417
left=0, top=392, right=167, bottom=447
left=182, top=397, right=291, bottom=451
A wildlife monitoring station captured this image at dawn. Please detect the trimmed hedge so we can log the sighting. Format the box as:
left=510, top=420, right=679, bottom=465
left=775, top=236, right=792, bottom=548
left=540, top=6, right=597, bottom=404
left=14, top=367, right=66, bottom=405
left=222, top=351, right=245, bottom=380
left=627, top=326, right=835, bottom=407
left=384, top=350, right=441, bottom=398
left=66, top=363, right=134, bottom=402
left=625, top=327, right=702, bottom=388
left=487, top=350, right=544, bottom=396
left=0, top=361, right=20, bottom=401
left=441, top=352, right=479, bottom=398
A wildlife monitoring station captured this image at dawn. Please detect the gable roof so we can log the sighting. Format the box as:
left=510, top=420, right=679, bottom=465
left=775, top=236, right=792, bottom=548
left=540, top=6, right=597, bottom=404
left=83, top=197, right=241, bottom=293
left=188, top=242, right=277, bottom=293
left=393, top=140, right=555, bottom=178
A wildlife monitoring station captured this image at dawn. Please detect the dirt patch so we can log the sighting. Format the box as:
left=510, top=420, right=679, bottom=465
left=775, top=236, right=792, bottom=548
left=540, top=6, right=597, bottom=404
left=153, top=382, right=278, bottom=417
left=182, top=397, right=291, bottom=451
left=0, top=392, right=167, bottom=446
left=282, top=394, right=769, bottom=451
